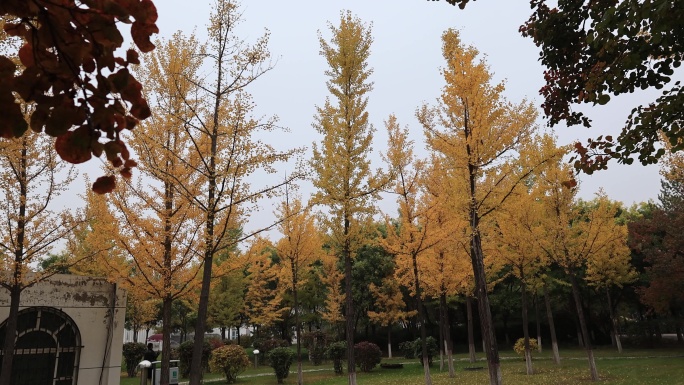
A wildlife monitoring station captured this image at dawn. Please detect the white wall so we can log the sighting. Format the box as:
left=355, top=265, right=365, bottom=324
left=0, top=274, right=126, bottom=385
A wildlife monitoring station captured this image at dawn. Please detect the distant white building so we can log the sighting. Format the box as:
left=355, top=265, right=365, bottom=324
left=0, top=274, right=126, bottom=385
left=124, top=326, right=253, bottom=351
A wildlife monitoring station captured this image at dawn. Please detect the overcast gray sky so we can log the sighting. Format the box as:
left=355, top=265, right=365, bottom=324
left=134, top=0, right=667, bottom=232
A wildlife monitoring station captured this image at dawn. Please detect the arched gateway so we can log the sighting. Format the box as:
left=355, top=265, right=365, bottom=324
left=0, top=307, right=81, bottom=385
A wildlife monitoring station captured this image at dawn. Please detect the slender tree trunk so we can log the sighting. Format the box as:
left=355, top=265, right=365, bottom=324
left=295, top=287, right=303, bottom=385
left=543, top=285, right=560, bottom=364
left=387, top=329, right=393, bottom=359
left=0, top=285, right=21, bottom=385
left=160, top=297, right=173, bottom=385
left=344, top=220, right=357, bottom=385
left=291, top=257, right=303, bottom=385
left=571, top=306, right=584, bottom=348
left=0, top=153, right=27, bottom=385
left=412, top=256, right=432, bottom=385
left=655, top=320, right=663, bottom=342
left=438, top=304, right=444, bottom=371
left=606, top=289, right=622, bottom=353
left=189, top=227, right=215, bottom=384
left=570, top=274, right=599, bottom=381
left=521, top=280, right=533, bottom=375
left=470, top=230, right=502, bottom=385
left=189, top=17, right=226, bottom=382
left=534, top=294, right=542, bottom=353
left=159, top=182, right=176, bottom=385
left=440, top=294, right=455, bottom=377
left=466, top=296, right=477, bottom=364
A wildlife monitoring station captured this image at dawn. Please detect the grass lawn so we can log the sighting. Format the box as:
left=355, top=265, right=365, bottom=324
left=120, top=347, right=684, bottom=385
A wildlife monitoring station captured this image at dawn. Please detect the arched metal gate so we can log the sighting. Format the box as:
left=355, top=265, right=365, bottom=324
left=0, top=307, right=81, bottom=385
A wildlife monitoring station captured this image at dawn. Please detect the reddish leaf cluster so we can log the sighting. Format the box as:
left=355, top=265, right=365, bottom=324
left=0, top=0, right=158, bottom=193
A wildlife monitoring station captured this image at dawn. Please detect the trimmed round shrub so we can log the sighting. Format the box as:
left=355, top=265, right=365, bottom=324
left=413, top=336, right=438, bottom=367
left=398, top=340, right=415, bottom=359
left=253, top=338, right=290, bottom=365
left=354, top=341, right=382, bottom=372
left=513, top=337, right=539, bottom=356
left=301, top=330, right=332, bottom=365
left=207, top=337, right=225, bottom=351
left=178, top=340, right=212, bottom=377
left=268, top=347, right=296, bottom=384
left=122, top=342, right=147, bottom=377
left=325, top=341, right=347, bottom=375
left=209, top=345, right=250, bottom=384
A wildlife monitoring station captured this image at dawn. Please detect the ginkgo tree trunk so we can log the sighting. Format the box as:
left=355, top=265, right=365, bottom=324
left=310, top=11, right=388, bottom=385
left=418, top=29, right=560, bottom=385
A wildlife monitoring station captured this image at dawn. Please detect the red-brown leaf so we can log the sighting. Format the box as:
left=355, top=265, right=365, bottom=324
left=92, top=175, right=116, bottom=194
left=18, top=44, right=35, bottom=67
left=55, top=128, right=93, bottom=164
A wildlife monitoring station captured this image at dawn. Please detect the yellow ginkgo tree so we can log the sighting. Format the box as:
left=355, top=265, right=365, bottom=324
left=381, top=115, right=445, bottom=385
left=0, top=129, right=79, bottom=381
left=537, top=180, right=631, bottom=380
left=242, top=237, right=285, bottom=335
left=273, top=194, right=322, bottom=385
left=111, top=30, right=205, bottom=385
left=367, top=276, right=415, bottom=359
left=319, top=252, right=345, bottom=332
left=420, top=156, right=471, bottom=376
left=310, top=11, right=388, bottom=385
left=584, top=204, right=636, bottom=354
left=495, top=189, right=547, bottom=375
left=417, top=29, right=561, bottom=385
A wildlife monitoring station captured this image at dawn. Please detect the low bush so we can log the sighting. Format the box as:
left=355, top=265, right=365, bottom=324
left=325, top=341, right=347, bottom=375
left=122, top=342, right=147, bottom=377
left=513, top=337, right=539, bottom=356
left=354, top=341, right=382, bottom=372
left=178, top=340, right=212, bottom=377
left=268, top=347, right=296, bottom=384
left=253, top=338, right=290, bottom=365
left=301, top=330, right=332, bottom=365
left=399, top=340, right=415, bottom=359
left=206, top=337, right=225, bottom=351
left=209, top=345, right=250, bottom=384
left=412, top=336, right=438, bottom=367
